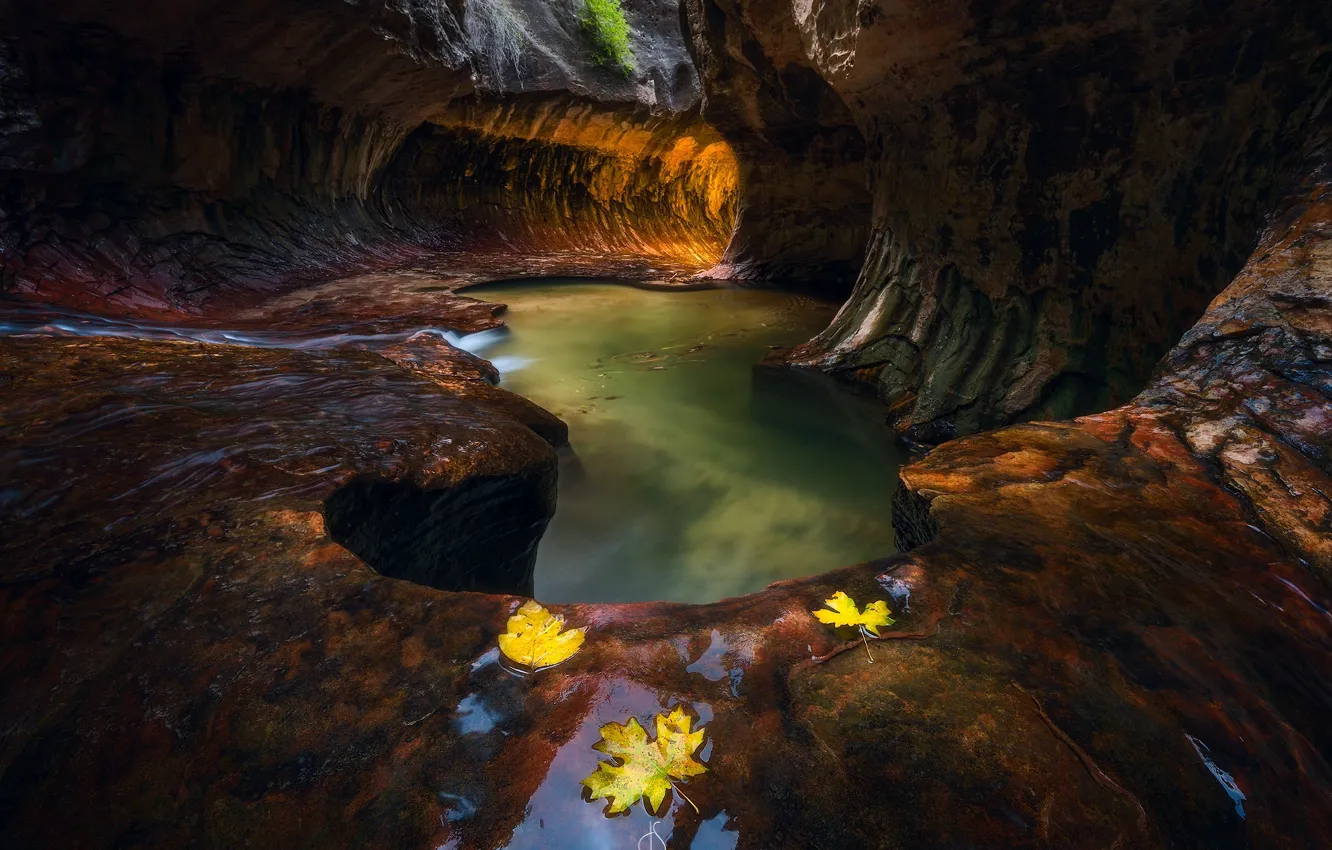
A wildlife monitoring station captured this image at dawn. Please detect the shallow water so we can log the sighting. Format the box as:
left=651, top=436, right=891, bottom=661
left=461, top=280, right=904, bottom=604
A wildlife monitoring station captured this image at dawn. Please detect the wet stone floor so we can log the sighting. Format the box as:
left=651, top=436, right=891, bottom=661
left=6, top=244, right=1325, bottom=848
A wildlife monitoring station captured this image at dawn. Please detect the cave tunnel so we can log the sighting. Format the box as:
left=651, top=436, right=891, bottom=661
left=2, top=0, right=1332, bottom=846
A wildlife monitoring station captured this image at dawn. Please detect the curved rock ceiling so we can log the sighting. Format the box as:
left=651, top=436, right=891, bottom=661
left=0, top=0, right=741, bottom=313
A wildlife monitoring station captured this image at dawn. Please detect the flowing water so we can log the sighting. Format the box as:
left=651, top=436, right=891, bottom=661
left=459, top=279, right=904, bottom=604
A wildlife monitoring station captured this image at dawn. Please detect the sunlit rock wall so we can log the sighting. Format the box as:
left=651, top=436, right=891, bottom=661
left=682, top=0, right=872, bottom=290
left=386, top=96, right=737, bottom=264
left=0, top=0, right=733, bottom=314
left=684, top=0, right=1332, bottom=438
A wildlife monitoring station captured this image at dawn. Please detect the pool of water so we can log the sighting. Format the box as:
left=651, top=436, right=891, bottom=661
left=460, top=279, right=905, bottom=604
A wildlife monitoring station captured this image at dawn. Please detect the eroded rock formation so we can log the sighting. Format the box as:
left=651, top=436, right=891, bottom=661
left=2, top=156, right=1330, bottom=848
left=890, top=153, right=1332, bottom=845
left=389, top=96, right=737, bottom=264
left=2, top=0, right=1332, bottom=847
left=0, top=0, right=738, bottom=314
left=5, top=0, right=1331, bottom=428
left=681, top=0, right=872, bottom=288
left=684, top=0, right=1332, bottom=436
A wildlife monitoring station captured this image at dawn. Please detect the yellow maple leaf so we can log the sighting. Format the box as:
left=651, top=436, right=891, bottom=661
left=813, top=591, right=894, bottom=635
left=581, top=706, right=708, bottom=815
left=812, top=591, right=895, bottom=662
left=497, top=600, right=585, bottom=669
left=654, top=706, right=707, bottom=782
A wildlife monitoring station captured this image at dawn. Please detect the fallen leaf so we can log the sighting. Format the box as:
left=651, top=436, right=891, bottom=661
left=812, top=591, right=895, bottom=662
left=581, top=706, right=708, bottom=815
left=653, top=706, right=708, bottom=783
left=498, top=600, right=585, bottom=669
left=813, top=591, right=894, bottom=635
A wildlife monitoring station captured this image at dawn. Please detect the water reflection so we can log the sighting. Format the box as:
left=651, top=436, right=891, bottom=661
left=461, top=280, right=904, bottom=604
left=1185, top=734, right=1249, bottom=821
left=501, top=681, right=715, bottom=850
left=454, top=693, right=503, bottom=736
left=684, top=630, right=745, bottom=697
left=690, top=813, right=739, bottom=850
left=685, top=630, right=729, bottom=682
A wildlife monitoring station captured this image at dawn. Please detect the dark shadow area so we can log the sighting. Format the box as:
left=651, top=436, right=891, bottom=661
left=324, top=472, right=556, bottom=595
left=890, top=481, right=939, bottom=552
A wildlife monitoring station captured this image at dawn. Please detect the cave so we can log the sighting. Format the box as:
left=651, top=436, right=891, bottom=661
left=2, top=0, right=1331, bottom=847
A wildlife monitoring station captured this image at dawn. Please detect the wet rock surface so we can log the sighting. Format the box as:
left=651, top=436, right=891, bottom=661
left=1, top=0, right=1331, bottom=846
left=2, top=166, right=1331, bottom=847
left=894, top=159, right=1332, bottom=845
left=682, top=0, right=1332, bottom=433
left=0, top=302, right=563, bottom=845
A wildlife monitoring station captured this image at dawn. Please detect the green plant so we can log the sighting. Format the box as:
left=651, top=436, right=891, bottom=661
left=580, top=0, right=634, bottom=76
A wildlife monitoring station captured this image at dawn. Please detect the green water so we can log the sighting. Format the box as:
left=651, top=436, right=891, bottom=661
left=460, top=280, right=904, bottom=604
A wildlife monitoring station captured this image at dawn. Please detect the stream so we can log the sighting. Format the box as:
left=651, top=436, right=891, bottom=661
left=459, top=279, right=904, bottom=604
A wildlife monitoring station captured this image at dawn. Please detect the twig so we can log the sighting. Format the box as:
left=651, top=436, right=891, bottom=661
left=638, top=821, right=666, bottom=850
left=1015, top=684, right=1149, bottom=835
left=803, top=606, right=945, bottom=668
left=403, top=706, right=438, bottom=727
left=671, top=781, right=699, bottom=814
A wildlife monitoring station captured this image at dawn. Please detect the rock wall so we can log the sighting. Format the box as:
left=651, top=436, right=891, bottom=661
left=885, top=149, right=1332, bottom=845
left=386, top=95, right=738, bottom=263
left=0, top=0, right=736, bottom=315
left=1136, top=156, right=1332, bottom=585
left=5, top=0, right=1332, bottom=416
left=682, top=0, right=872, bottom=289
left=683, top=0, right=1332, bottom=438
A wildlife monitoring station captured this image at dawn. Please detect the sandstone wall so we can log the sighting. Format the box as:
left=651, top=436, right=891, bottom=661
left=683, top=0, right=1332, bottom=437
left=388, top=95, right=738, bottom=263
left=5, top=0, right=1331, bottom=433
left=0, top=0, right=734, bottom=314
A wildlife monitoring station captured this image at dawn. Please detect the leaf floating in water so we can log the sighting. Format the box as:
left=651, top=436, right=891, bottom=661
left=812, top=591, right=895, bottom=662
left=497, top=600, right=585, bottom=670
left=581, top=706, right=708, bottom=815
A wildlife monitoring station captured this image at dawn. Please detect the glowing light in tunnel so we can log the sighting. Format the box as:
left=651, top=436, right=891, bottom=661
left=420, top=103, right=742, bottom=272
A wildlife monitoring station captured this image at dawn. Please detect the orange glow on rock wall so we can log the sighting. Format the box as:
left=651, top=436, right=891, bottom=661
left=389, top=97, right=740, bottom=272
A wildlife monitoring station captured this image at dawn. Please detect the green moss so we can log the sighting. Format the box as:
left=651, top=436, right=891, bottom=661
left=580, top=0, right=634, bottom=76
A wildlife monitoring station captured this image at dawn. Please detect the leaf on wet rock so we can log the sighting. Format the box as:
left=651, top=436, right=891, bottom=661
left=581, top=706, right=708, bottom=815
left=497, top=600, right=585, bottom=669
left=812, top=591, right=895, bottom=635
left=813, top=591, right=895, bottom=662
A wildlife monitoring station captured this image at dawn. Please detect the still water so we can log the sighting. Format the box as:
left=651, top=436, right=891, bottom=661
left=459, top=280, right=904, bottom=604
